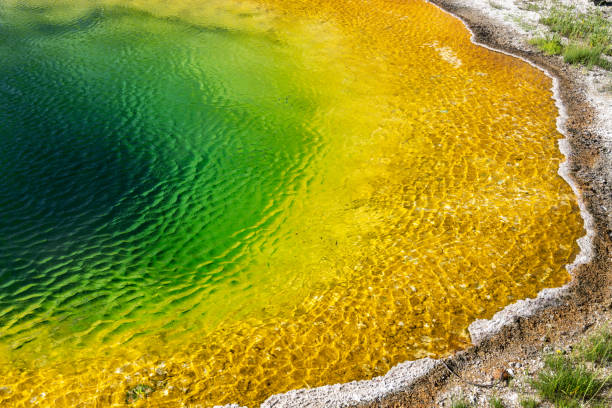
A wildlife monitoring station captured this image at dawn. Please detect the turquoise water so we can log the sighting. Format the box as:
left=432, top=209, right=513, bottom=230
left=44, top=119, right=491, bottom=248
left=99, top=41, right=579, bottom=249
left=0, top=5, right=323, bottom=351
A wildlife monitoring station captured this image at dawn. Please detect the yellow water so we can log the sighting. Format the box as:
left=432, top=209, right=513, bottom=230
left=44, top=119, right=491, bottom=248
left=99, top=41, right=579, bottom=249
left=0, top=0, right=583, bottom=406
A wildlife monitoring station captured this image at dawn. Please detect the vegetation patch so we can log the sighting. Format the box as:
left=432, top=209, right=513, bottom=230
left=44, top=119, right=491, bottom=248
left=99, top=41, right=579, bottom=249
left=530, top=5, right=612, bottom=70
left=489, top=396, right=506, bottom=408
left=125, top=384, right=154, bottom=404
left=541, top=6, right=611, bottom=53
left=519, top=398, right=539, bottom=408
left=531, top=352, right=609, bottom=406
left=580, top=326, right=612, bottom=364
left=529, top=35, right=563, bottom=55
left=442, top=327, right=612, bottom=408
left=563, top=44, right=611, bottom=69
left=451, top=397, right=472, bottom=408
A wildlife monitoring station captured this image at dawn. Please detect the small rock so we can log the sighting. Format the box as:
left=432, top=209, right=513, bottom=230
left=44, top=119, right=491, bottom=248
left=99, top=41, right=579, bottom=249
left=492, top=368, right=513, bottom=382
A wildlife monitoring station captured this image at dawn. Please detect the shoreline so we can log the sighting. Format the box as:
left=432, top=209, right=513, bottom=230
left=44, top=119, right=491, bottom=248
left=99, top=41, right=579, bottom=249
left=239, top=0, right=612, bottom=406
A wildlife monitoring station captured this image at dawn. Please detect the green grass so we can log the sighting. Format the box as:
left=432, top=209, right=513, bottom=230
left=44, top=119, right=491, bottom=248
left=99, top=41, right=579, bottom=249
left=531, top=5, right=612, bottom=70
left=451, top=397, right=472, bottom=408
left=563, top=44, right=612, bottom=69
left=489, top=396, right=505, bottom=408
left=541, top=6, right=611, bottom=53
left=449, top=328, right=612, bottom=408
left=519, top=398, right=539, bottom=408
left=529, top=35, right=563, bottom=55
left=125, top=384, right=154, bottom=404
left=531, top=354, right=608, bottom=404
left=554, top=400, right=580, bottom=408
left=580, top=327, right=612, bottom=364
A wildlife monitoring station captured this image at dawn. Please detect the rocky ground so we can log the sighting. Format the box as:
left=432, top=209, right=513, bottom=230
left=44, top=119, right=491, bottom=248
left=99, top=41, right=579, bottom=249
left=434, top=311, right=612, bottom=407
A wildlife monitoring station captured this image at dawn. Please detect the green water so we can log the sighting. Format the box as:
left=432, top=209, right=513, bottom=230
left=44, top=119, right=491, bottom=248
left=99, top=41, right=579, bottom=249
left=0, top=5, right=323, bottom=351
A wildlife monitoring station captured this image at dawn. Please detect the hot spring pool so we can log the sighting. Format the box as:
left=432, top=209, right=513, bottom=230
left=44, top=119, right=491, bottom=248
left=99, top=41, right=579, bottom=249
left=0, top=0, right=583, bottom=406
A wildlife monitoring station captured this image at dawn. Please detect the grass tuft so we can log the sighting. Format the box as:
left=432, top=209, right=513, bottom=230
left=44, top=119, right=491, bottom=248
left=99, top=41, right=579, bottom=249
left=563, top=44, right=611, bottom=69
left=489, top=396, right=505, bottom=408
left=541, top=6, right=612, bottom=53
left=531, top=354, right=607, bottom=403
left=519, top=398, right=539, bottom=408
left=451, top=397, right=472, bottom=408
left=531, top=5, right=612, bottom=70
left=125, top=384, right=154, bottom=404
left=529, top=35, right=563, bottom=55
left=554, top=400, right=581, bottom=408
left=580, top=326, right=612, bottom=364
